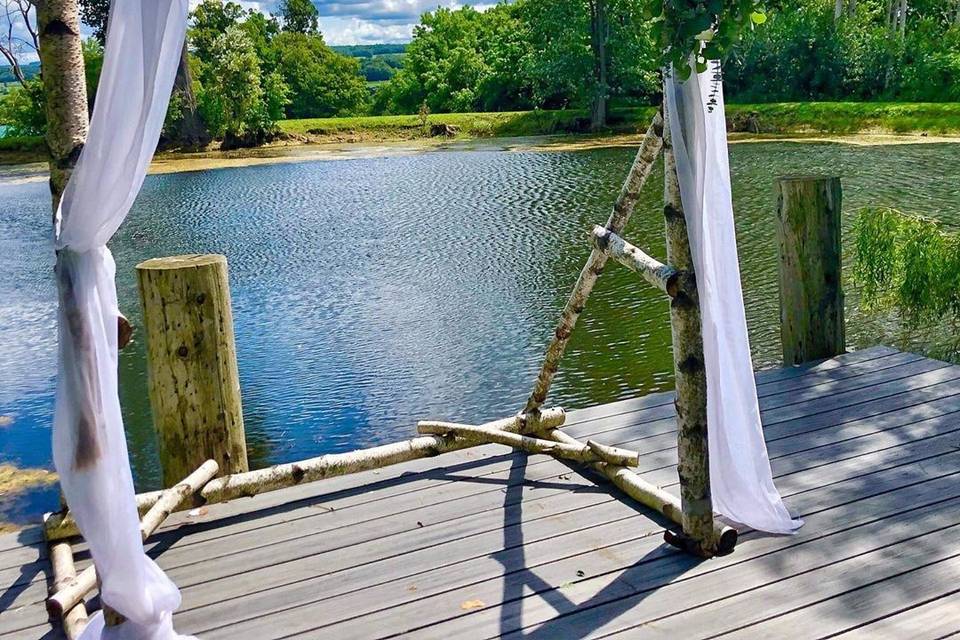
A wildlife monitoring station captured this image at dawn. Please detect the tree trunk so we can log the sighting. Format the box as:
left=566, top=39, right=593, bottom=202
left=171, top=41, right=209, bottom=148
left=898, top=0, right=908, bottom=37
left=37, top=0, right=89, bottom=218
left=589, top=0, right=608, bottom=131
left=834, top=0, right=844, bottom=21
left=662, top=95, right=715, bottom=553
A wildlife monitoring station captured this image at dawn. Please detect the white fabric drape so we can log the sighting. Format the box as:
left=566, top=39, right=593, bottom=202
left=52, top=1, right=191, bottom=638
left=664, top=60, right=803, bottom=535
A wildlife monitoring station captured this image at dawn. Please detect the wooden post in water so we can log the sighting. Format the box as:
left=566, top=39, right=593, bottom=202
left=776, top=176, right=845, bottom=366
left=136, top=255, right=249, bottom=487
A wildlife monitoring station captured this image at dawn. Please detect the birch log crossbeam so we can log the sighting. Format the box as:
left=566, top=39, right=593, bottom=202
left=46, top=460, right=219, bottom=618
left=590, top=226, right=688, bottom=298
left=417, top=421, right=640, bottom=467
left=544, top=427, right=737, bottom=556
left=200, top=408, right=567, bottom=504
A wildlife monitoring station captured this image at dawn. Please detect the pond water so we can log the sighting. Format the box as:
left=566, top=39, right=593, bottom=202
left=2, top=140, right=959, bottom=526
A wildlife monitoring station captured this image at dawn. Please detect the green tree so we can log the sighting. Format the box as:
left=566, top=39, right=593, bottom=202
left=272, top=31, right=369, bottom=117
left=375, top=4, right=534, bottom=114
left=196, top=25, right=289, bottom=145
left=279, top=0, right=320, bottom=35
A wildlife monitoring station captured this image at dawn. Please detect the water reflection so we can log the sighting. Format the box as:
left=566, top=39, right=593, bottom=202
left=1, top=140, right=958, bottom=525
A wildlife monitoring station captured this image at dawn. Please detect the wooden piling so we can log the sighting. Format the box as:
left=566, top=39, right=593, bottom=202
left=137, top=255, right=248, bottom=487
left=776, top=176, right=845, bottom=366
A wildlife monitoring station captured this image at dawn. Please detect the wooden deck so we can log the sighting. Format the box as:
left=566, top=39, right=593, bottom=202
left=3, top=345, right=960, bottom=639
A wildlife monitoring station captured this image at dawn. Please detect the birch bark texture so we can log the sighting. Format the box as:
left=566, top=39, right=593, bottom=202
left=664, top=60, right=802, bottom=535
left=662, top=93, right=714, bottom=549
left=36, top=0, right=88, bottom=215
left=47, top=1, right=194, bottom=637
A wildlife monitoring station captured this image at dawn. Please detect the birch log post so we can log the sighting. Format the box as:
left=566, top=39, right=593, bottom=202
left=37, top=0, right=88, bottom=215
left=137, top=255, right=249, bottom=487
left=523, top=115, right=663, bottom=421
left=47, top=461, right=219, bottom=617
left=49, top=541, right=89, bottom=640
left=662, top=98, right=716, bottom=554
left=202, top=408, right=567, bottom=503
left=417, top=421, right=640, bottom=466
left=776, top=176, right=845, bottom=366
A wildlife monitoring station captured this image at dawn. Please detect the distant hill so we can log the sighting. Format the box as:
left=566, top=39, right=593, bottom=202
left=0, top=61, right=40, bottom=84
left=331, top=44, right=408, bottom=59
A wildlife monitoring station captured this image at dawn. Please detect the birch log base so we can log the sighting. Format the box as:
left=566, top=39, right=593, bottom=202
left=46, top=461, right=219, bottom=618
left=544, top=428, right=736, bottom=557
left=202, top=408, right=567, bottom=503
left=48, top=541, right=89, bottom=640
left=523, top=114, right=664, bottom=417
left=662, top=98, right=717, bottom=554
left=416, top=421, right=640, bottom=466
left=137, top=255, right=249, bottom=487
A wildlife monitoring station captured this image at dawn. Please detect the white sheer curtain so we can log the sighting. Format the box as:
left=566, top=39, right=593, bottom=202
left=664, top=60, right=803, bottom=535
left=52, top=1, right=192, bottom=638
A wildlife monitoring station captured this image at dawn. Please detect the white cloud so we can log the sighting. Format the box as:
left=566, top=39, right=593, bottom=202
left=320, top=17, right=414, bottom=45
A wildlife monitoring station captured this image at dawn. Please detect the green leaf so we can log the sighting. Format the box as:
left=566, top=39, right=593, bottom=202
left=750, top=11, right=767, bottom=25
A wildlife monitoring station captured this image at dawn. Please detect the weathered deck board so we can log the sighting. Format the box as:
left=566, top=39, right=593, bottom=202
left=2, top=346, right=959, bottom=639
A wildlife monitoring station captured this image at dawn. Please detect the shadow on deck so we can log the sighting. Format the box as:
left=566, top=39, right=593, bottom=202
left=3, top=346, right=960, bottom=639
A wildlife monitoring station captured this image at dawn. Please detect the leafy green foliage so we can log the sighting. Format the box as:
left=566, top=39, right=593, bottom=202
left=725, top=1, right=960, bottom=102
left=853, top=208, right=960, bottom=324
left=278, top=0, right=320, bottom=35
left=190, top=0, right=367, bottom=131
left=273, top=31, right=369, bottom=118
left=655, top=0, right=783, bottom=78
left=0, top=41, right=103, bottom=138
left=196, top=25, right=289, bottom=142
left=331, top=44, right=408, bottom=58
left=374, top=5, right=535, bottom=114
left=0, top=78, right=45, bottom=136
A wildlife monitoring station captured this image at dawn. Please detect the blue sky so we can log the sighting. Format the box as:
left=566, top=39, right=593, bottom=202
left=230, top=1, right=495, bottom=45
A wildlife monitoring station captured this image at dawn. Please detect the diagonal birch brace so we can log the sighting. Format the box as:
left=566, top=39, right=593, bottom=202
left=46, top=460, right=219, bottom=617
left=523, top=114, right=664, bottom=420
left=416, top=421, right=640, bottom=466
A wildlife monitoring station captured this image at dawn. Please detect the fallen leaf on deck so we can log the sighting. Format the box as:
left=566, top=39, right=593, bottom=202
left=460, top=599, right=485, bottom=610
left=188, top=507, right=209, bottom=517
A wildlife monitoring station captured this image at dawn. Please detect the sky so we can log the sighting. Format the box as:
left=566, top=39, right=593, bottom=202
left=3, top=1, right=494, bottom=65
left=225, top=1, right=495, bottom=45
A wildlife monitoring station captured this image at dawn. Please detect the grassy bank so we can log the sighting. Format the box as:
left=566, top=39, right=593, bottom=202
left=280, top=102, right=960, bottom=143
left=3, top=102, right=958, bottom=165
